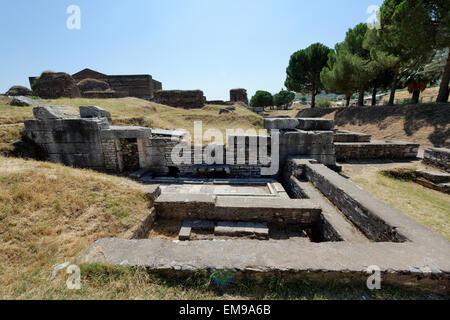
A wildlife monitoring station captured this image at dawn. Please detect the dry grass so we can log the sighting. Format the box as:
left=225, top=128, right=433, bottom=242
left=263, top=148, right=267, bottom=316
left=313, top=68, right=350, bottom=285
left=342, top=162, right=450, bottom=240
left=0, top=156, right=151, bottom=298
left=379, top=87, right=441, bottom=104
left=0, top=97, right=263, bottom=143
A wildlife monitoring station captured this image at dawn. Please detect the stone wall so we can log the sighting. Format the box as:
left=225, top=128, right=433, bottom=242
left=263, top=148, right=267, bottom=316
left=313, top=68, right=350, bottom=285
left=335, top=141, right=419, bottom=161
left=283, top=157, right=408, bottom=242
left=31, top=68, right=163, bottom=100
left=264, top=118, right=337, bottom=168
left=230, top=88, right=248, bottom=105
left=423, top=148, right=450, bottom=172
left=25, top=108, right=340, bottom=178
left=153, top=90, right=205, bottom=108
left=24, top=106, right=108, bottom=170
left=334, top=130, right=371, bottom=143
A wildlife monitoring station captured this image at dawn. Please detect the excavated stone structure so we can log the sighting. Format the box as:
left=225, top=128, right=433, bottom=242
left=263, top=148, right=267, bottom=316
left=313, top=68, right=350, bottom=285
left=23, top=107, right=449, bottom=292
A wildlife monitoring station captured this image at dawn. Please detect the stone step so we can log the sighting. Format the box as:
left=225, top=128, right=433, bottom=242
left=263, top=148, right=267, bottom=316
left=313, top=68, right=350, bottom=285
left=414, top=170, right=450, bottom=184
left=416, top=178, right=450, bottom=194
left=215, top=221, right=269, bottom=240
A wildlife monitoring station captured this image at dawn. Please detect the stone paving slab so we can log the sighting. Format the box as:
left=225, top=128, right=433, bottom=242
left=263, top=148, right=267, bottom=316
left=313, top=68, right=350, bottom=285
left=79, top=238, right=450, bottom=277
left=215, top=221, right=269, bottom=240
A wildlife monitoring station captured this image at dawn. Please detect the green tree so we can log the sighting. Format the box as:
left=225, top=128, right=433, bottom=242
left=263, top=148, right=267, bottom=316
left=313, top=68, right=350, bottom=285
left=249, top=91, right=273, bottom=109
left=285, top=43, right=333, bottom=108
left=321, top=52, right=357, bottom=107
left=364, top=28, right=402, bottom=105
left=273, top=90, right=295, bottom=109
left=380, top=0, right=450, bottom=102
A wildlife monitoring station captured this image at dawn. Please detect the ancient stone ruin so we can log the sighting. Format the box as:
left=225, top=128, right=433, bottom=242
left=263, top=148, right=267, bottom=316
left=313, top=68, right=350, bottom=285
left=5, top=85, right=33, bottom=96
left=30, top=68, right=162, bottom=100
left=424, top=147, right=450, bottom=172
left=230, top=88, right=248, bottom=105
left=334, top=129, right=419, bottom=161
left=153, top=90, right=206, bottom=109
left=23, top=109, right=450, bottom=291
left=31, top=71, right=81, bottom=99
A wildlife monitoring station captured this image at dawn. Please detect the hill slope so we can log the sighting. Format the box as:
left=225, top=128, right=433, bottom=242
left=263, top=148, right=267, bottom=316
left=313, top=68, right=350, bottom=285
left=298, top=103, right=450, bottom=148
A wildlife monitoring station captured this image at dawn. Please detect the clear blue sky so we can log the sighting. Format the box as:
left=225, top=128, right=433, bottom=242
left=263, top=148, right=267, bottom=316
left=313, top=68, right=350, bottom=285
left=0, top=0, right=383, bottom=100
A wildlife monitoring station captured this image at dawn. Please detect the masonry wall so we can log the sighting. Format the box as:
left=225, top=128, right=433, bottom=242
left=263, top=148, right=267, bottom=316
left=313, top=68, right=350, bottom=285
left=335, top=142, right=419, bottom=162
left=24, top=118, right=108, bottom=170
left=139, top=135, right=273, bottom=177
left=423, top=148, right=450, bottom=172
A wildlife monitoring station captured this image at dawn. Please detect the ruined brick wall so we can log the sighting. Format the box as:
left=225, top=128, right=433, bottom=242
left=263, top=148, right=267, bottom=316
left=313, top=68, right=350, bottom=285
left=106, top=75, right=154, bottom=99
left=153, top=90, right=205, bottom=108
left=101, top=139, right=121, bottom=171
left=139, top=135, right=273, bottom=177
left=32, top=69, right=162, bottom=100
left=335, top=142, right=419, bottom=162
left=230, top=88, right=248, bottom=105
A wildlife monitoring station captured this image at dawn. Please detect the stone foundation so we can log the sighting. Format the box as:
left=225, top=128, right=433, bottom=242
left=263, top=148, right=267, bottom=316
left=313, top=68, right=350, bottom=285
left=335, top=141, right=419, bottom=161
left=423, top=148, right=450, bottom=172
left=153, top=90, right=205, bottom=108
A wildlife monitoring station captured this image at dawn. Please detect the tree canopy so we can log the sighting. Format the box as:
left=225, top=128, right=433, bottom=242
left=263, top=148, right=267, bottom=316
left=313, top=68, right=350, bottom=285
left=285, top=43, right=332, bottom=108
left=273, top=90, right=295, bottom=109
left=249, top=91, right=273, bottom=109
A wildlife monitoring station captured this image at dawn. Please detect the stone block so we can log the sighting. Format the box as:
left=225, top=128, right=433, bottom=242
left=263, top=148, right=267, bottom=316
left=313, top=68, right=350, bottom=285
left=214, top=221, right=269, bottom=239
left=100, top=126, right=152, bottom=139
left=10, top=96, right=36, bottom=107
left=80, top=106, right=112, bottom=123
left=264, top=118, right=299, bottom=130
left=33, top=106, right=79, bottom=120
left=297, top=118, right=334, bottom=131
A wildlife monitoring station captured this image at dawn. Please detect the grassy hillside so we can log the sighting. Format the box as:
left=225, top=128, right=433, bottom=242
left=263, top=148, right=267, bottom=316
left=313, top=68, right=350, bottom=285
left=297, top=103, right=450, bottom=148
left=0, top=97, right=263, bottom=133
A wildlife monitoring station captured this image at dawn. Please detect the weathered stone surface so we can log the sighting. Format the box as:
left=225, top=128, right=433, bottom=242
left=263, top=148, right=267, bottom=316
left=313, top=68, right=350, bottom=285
left=100, top=126, right=152, bottom=139
left=423, top=148, right=450, bottom=172
left=32, top=106, right=79, bottom=120
left=10, top=96, right=36, bottom=107
left=184, top=219, right=215, bottom=231
left=297, top=118, right=334, bottom=131
left=143, top=185, right=161, bottom=201
left=79, top=238, right=450, bottom=292
left=264, top=118, right=299, bottom=130
left=335, top=141, right=419, bottom=161
left=79, top=106, right=112, bottom=123
left=334, top=130, right=371, bottom=143
left=6, top=85, right=33, bottom=96
left=77, top=78, right=110, bottom=93
left=153, top=90, right=205, bottom=108
left=230, top=88, right=248, bottom=105
left=130, top=208, right=156, bottom=240
left=215, top=221, right=269, bottom=239
left=414, top=170, right=450, bottom=184
left=179, top=221, right=192, bottom=241
left=286, top=176, right=368, bottom=242
left=32, top=71, right=81, bottom=99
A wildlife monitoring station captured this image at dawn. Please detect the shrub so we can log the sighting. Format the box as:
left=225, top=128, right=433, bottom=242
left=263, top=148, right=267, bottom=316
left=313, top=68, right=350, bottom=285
left=250, top=91, right=273, bottom=108
left=317, top=99, right=331, bottom=108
